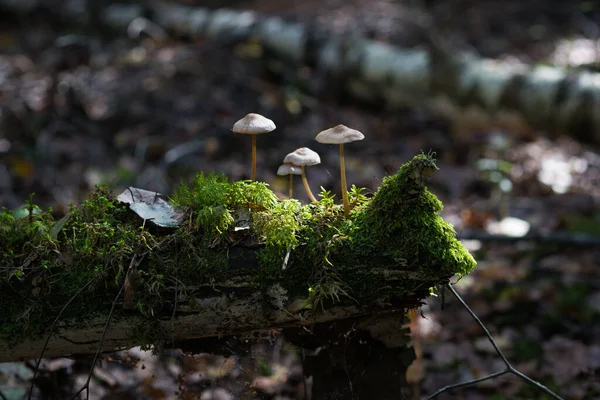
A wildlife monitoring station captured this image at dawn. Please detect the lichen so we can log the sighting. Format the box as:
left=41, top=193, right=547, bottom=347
left=0, top=153, right=476, bottom=344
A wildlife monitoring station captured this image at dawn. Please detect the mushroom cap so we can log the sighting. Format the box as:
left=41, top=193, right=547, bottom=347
left=283, top=147, right=321, bottom=167
left=232, top=113, right=276, bottom=134
left=277, top=164, right=303, bottom=176
left=315, top=124, right=364, bottom=144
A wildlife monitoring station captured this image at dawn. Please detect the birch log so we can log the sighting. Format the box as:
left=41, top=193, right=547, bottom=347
left=2, top=0, right=600, bottom=142
left=137, top=2, right=600, bottom=143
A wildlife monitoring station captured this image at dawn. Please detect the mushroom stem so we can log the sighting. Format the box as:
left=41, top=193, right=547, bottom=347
left=301, top=167, right=318, bottom=203
left=251, top=135, right=257, bottom=181
left=339, top=143, right=350, bottom=217
left=289, top=175, right=293, bottom=199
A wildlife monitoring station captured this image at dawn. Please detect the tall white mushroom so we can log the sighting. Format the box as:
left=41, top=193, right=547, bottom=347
left=232, top=113, right=276, bottom=181
left=315, top=124, right=364, bottom=217
left=283, top=147, right=321, bottom=203
left=277, top=164, right=303, bottom=199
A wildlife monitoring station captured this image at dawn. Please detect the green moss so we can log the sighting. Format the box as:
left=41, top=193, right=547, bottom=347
left=354, top=153, right=476, bottom=277
left=0, top=154, right=476, bottom=344
left=0, top=187, right=141, bottom=339
left=171, top=172, right=279, bottom=236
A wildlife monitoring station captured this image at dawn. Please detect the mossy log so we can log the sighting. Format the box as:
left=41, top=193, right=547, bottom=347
left=2, top=0, right=600, bottom=142
left=0, top=154, right=475, bottom=363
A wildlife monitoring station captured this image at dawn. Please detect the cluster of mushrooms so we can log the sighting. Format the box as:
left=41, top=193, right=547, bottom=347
left=232, top=113, right=364, bottom=217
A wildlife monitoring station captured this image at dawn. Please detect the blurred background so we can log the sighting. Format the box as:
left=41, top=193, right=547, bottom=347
left=1, top=0, right=600, bottom=398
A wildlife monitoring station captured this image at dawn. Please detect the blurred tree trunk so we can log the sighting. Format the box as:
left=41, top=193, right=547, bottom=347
left=2, top=0, right=600, bottom=142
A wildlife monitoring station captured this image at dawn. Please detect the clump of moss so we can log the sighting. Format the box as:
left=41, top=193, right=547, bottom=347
left=165, top=173, right=307, bottom=284
left=0, top=197, right=58, bottom=338
left=0, top=195, right=57, bottom=282
left=354, top=153, right=476, bottom=277
left=274, top=153, right=476, bottom=308
left=171, top=172, right=279, bottom=235
left=253, top=199, right=306, bottom=249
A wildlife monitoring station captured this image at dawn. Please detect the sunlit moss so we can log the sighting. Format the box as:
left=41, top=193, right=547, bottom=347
left=253, top=199, right=306, bottom=249
left=354, top=153, right=476, bottom=277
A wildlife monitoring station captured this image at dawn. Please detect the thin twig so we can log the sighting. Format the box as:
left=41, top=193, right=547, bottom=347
left=171, top=277, right=178, bottom=349
left=427, top=369, right=509, bottom=397
left=447, top=283, right=510, bottom=366
left=70, top=254, right=143, bottom=400
left=28, top=278, right=96, bottom=399
left=427, top=283, right=564, bottom=400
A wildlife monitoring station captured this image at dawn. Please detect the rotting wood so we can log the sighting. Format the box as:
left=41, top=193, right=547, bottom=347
left=0, top=292, right=416, bottom=362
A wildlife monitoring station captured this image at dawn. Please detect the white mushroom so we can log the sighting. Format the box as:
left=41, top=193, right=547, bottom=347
left=315, top=124, right=364, bottom=217
left=232, top=113, right=276, bottom=181
left=283, top=147, right=321, bottom=203
left=277, top=164, right=303, bottom=199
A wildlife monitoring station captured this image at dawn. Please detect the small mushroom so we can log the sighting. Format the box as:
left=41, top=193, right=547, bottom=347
left=277, top=164, right=303, bottom=199
left=232, top=113, right=276, bottom=181
left=315, top=124, right=364, bottom=217
left=283, top=147, right=321, bottom=203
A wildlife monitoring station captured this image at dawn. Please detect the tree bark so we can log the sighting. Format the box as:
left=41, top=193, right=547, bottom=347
left=0, top=282, right=420, bottom=363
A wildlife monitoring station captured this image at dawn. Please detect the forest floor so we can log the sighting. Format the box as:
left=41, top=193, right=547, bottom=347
left=1, top=0, right=600, bottom=399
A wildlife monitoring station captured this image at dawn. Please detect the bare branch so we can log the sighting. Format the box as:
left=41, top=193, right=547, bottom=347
left=427, top=283, right=564, bottom=400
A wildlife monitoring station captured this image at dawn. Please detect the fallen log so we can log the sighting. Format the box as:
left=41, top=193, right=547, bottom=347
left=0, top=153, right=475, bottom=364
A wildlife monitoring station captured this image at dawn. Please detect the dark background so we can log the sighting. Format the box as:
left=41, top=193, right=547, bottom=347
left=1, top=0, right=599, bottom=399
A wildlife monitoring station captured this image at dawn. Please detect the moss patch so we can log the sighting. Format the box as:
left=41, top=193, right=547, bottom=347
left=355, top=152, right=476, bottom=277
left=0, top=153, right=476, bottom=343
